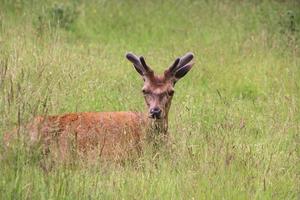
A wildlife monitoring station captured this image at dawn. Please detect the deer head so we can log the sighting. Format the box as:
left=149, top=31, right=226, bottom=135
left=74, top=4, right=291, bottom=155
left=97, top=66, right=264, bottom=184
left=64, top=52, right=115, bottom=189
left=126, top=52, right=194, bottom=121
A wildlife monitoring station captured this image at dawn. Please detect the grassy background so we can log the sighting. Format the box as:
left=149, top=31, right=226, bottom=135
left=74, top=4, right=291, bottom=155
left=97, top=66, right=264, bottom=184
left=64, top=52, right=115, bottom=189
left=0, top=0, right=299, bottom=199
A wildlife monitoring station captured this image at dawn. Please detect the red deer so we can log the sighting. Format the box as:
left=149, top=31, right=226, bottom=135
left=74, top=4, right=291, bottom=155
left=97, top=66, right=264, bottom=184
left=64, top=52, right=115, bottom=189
left=4, top=52, right=194, bottom=160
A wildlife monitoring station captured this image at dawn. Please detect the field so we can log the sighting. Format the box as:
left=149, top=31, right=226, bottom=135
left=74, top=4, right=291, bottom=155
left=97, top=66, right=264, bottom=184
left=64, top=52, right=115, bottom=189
left=0, top=0, right=299, bottom=199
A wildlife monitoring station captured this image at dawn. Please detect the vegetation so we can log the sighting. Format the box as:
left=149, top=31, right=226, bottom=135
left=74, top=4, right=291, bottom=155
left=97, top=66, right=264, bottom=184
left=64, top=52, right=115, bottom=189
left=0, top=0, right=299, bottom=199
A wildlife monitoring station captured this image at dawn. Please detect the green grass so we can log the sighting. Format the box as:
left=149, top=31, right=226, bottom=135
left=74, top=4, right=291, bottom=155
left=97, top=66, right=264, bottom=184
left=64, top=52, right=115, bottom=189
left=0, top=0, right=299, bottom=199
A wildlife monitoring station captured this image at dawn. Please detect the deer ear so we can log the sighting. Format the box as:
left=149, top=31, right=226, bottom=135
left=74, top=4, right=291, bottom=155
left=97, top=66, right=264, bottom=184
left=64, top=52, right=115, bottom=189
left=174, top=63, right=194, bottom=79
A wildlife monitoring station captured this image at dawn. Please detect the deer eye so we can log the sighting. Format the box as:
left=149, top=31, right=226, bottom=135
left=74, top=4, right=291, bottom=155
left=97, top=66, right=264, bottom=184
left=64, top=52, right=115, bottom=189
left=142, top=89, right=150, bottom=95
left=168, top=90, right=175, bottom=96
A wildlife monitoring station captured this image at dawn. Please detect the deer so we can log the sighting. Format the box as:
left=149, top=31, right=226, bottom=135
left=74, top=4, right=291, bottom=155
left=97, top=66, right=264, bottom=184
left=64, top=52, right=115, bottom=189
left=3, top=52, right=194, bottom=161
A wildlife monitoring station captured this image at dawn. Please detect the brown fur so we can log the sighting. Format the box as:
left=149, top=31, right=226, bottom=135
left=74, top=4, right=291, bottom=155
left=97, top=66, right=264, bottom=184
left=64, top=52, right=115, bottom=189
left=5, top=112, right=147, bottom=160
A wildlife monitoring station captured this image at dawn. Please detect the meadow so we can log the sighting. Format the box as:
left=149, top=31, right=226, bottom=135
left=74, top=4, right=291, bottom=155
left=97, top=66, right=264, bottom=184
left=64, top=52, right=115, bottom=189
left=0, top=0, right=299, bottom=199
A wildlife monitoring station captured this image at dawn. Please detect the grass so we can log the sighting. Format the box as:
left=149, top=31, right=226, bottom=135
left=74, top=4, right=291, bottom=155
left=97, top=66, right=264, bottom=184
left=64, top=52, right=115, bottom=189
left=0, top=0, right=299, bottom=199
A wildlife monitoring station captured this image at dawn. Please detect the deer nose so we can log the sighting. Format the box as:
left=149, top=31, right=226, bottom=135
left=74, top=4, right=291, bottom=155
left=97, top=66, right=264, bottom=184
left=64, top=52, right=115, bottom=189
left=150, top=107, right=162, bottom=119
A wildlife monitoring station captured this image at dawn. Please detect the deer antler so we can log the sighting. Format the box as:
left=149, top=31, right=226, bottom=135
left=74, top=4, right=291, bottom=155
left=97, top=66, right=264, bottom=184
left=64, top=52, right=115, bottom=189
left=165, top=52, right=194, bottom=79
left=126, top=53, right=153, bottom=76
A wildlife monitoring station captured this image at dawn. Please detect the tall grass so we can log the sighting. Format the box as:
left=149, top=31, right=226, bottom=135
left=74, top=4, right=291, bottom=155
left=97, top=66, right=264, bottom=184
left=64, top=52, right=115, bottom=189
left=0, top=0, right=299, bottom=199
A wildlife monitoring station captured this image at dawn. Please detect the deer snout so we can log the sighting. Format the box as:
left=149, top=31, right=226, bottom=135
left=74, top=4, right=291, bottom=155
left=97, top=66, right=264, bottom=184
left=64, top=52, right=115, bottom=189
left=149, top=107, right=162, bottom=119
